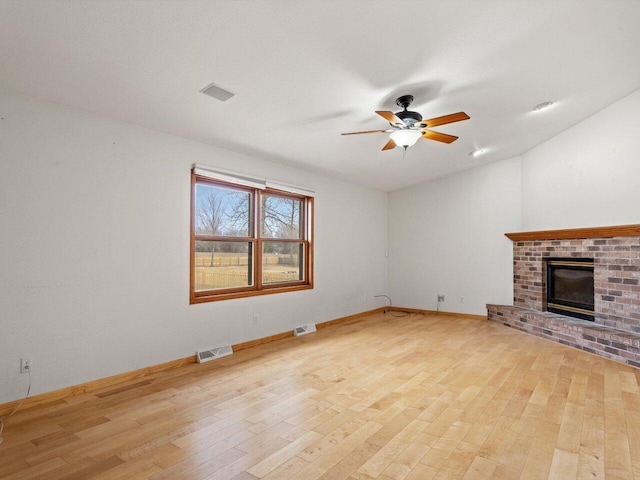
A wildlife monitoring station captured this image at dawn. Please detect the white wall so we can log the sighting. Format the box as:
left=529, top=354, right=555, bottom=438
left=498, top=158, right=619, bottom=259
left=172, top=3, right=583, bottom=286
left=0, top=91, right=388, bottom=404
left=521, top=89, right=640, bottom=230
left=388, top=157, right=522, bottom=315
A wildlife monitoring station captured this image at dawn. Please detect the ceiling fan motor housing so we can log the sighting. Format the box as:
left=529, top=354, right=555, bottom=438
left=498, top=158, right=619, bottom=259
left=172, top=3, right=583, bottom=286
left=395, top=110, right=423, bottom=125
left=394, top=95, right=422, bottom=125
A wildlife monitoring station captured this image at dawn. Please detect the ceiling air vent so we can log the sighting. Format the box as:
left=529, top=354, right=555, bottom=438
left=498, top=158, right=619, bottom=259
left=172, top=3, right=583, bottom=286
left=294, top=324, right=317, bottom=336
left=196, top=345, right=233, bottom=363
left=200, top=83, right=235, bottom=102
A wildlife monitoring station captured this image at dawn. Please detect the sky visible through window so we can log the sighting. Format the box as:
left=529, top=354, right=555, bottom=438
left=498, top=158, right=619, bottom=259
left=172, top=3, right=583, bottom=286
left=195, top=184, right=250, bottom=237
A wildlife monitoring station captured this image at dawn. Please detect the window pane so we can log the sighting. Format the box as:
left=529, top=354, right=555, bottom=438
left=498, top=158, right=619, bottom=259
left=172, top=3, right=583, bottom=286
left=262, top=242, right=303, bottom=284
left=261, top=194, right=301, bottom=239
left=195, top=241, right=253, bottom=291
left=195, top=183, right=251, bottom=237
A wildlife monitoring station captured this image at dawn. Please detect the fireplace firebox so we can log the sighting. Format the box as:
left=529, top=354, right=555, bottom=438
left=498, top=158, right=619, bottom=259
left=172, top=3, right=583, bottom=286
left=546, top=258, right=594, bottom=321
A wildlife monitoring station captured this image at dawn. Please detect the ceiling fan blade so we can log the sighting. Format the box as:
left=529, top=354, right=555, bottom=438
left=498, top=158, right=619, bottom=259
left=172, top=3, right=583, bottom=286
left=419, top=112, right=470, bottom=128
left=421, top=129, right=458, bottom=144
left=376, top=111, right=406, bottom=126
left=382, top=138, right=396, bottom=150
left=341, top=129, right=387, bottom=135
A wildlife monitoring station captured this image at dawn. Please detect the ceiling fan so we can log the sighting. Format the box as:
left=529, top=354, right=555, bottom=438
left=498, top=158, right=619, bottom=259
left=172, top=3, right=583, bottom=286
left=342, top=95, right=470, bottom=152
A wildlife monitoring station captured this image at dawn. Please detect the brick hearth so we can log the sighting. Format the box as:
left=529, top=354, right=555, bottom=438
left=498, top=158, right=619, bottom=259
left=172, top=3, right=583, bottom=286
left=487, top=225, right=640, bottom=367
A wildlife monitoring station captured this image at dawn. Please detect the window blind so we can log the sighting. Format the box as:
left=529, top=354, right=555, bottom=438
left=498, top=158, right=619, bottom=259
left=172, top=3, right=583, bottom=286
left=193, top=164, right=266, bottom=189
left=266, top=180, right=315, bottom=197
left=193, top=164, right=315, bottom=197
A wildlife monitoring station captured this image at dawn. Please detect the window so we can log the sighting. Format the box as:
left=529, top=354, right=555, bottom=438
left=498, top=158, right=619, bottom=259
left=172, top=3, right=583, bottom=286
left=190, top=169, right=313, bottom=303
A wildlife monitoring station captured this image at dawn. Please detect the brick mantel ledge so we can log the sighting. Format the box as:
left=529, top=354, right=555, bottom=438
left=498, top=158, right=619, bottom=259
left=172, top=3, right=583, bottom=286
left=505, top=224, right=640, bottom=241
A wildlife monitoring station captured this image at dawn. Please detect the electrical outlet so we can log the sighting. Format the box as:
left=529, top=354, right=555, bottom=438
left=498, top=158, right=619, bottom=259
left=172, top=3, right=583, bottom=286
left=460, top=296, right=464, bottom=303
left=437, top=294, right=445, bottom=302
left=253, top=315, right=258, bottom=325
left=20, top=357, right=32, bottom=373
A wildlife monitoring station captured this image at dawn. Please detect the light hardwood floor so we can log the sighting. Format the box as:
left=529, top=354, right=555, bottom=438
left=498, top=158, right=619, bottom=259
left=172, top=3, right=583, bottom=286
left=1, top=311, right=640, bottom=479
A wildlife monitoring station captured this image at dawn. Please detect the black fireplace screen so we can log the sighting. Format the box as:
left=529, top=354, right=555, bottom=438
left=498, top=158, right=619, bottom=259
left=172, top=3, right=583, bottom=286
left=546, top=258, right=594, bottom=321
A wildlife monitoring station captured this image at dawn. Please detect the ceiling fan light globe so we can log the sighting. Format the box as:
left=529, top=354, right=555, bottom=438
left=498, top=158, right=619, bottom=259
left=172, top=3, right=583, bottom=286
left=389, top=130, right=422, bottom=148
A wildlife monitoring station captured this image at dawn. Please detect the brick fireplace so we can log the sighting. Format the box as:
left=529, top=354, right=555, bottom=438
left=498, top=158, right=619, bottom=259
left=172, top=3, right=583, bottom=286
left=487, top=224, right=640, bottom=368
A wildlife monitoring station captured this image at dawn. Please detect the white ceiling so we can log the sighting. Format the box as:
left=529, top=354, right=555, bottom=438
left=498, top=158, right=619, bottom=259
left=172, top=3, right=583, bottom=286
left=2, top=0, right=640, bottom=191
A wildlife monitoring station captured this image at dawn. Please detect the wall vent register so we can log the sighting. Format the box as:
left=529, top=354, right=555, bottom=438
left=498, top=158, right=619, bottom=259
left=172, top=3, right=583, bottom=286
left=293, top=324, right=316, bottom=336
left=196, top=345, right=233, bottom=363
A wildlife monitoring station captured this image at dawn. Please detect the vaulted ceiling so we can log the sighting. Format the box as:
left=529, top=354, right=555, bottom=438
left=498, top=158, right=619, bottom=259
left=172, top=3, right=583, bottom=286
left=2, top=0, right=640, bottom=191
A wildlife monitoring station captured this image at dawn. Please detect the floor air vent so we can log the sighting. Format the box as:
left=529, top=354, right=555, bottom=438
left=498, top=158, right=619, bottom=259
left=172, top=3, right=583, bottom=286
left=294, top=324, right=316, bottom=336
left=196, top=345, right=233, bottom=363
